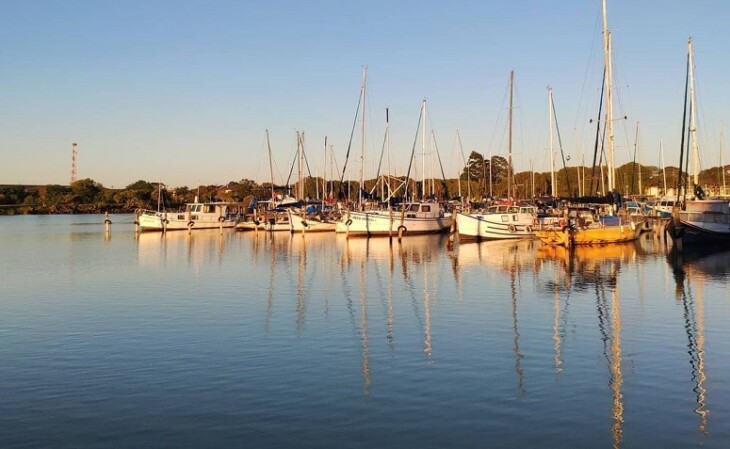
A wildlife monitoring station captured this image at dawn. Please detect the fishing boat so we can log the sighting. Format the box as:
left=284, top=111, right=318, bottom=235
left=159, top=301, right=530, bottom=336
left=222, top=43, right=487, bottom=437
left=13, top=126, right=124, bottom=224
left=337, top=201, right=452, bottom=237
left=535, top=206, right=640, bottom=246
left=137, top=198, right=238, bottom=232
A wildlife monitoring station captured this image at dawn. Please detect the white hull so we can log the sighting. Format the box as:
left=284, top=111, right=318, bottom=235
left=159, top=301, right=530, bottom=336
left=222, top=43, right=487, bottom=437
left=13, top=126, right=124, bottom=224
left=138, top=211, right=236, bottom=232
left=456, top=211, right=535, bottom=240
left=288, top=211, right=337, bottom=233
left=337, top=209, right=452, bottom=237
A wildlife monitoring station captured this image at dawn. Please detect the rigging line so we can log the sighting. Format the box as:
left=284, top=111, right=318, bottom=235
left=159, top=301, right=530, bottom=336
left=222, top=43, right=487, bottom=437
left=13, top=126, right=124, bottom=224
left=431, top=129, right=449, bottom=199
left=339, top=86, right=363, bottom=186
left=571, top=7, right=603, bottom=149
left=677, top=45, right=690, bottom=203
left=590, top=68, right=606, bottom=195
left=284, top=138, right=298, bottom=188
left=551, top=93, right=573, bottom=196
left=404, top=102, right=425, bottom=194
left=487, top=80, right=511, bottom=161
left=374, top=109, right=389, bottom=189
left=300, top=134, right=314, bottom=179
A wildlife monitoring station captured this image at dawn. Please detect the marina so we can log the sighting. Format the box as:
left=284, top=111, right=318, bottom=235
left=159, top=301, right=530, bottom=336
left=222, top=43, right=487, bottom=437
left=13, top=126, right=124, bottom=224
left=4, top=0, right=730, bottom=447
left=2, top=215, right=730, bottom=448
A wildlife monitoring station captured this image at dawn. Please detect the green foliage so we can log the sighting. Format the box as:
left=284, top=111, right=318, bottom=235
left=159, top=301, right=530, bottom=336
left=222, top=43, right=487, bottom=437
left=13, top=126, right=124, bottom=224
left=70, top=178, right=103, bottom=203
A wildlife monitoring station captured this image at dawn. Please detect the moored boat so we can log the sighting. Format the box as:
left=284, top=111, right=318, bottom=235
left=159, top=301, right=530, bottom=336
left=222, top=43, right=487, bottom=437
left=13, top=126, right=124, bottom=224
left=288, top=209, right=337, bottom=233
left=336, top=202, right=452, bottom=237
left=535, top=206, right=640, bottom=246
left=137, top=199, right=238, bottom=232
left=456, top=204, right=537, bottom=240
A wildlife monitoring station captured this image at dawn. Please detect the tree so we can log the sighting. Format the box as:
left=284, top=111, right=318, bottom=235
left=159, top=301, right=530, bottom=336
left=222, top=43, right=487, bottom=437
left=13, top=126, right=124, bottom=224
left=70, top=178, right=103, bottom=204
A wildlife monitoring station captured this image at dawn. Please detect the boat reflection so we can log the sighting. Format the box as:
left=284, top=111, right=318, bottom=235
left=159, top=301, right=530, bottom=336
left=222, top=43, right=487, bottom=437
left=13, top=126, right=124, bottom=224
left=136, top=228, right=230, bottom=269
left=667, top=247, right=713, bottom=435
left=533, top=242, right=628, bottom=448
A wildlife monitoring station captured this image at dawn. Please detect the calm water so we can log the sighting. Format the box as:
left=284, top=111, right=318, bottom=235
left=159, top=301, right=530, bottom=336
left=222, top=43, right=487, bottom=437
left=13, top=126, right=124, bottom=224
left=2, top=214, right=730, bottom=448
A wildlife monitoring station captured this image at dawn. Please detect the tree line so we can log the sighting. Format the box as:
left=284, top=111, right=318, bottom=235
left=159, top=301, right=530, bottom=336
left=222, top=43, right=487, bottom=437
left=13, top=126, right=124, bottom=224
left=2, top=150, right=728, bottom=214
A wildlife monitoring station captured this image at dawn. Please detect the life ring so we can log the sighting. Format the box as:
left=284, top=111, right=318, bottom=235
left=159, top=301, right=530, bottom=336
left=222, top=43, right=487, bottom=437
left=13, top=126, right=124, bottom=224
left=345, top=219, right=353, bottom=226
left=218, top=216, right=225, bottom=222
left=187, top=221, right=195, bottom=227
left=104, top=219, right=112, bottom=225
left=558, top=219, right=566, bottom=227
left=508, top=224, right=517, bottom=233
left=397, top=225, right=407, bottom=234
left=164, top=219, right=169, bottom=225
left=525, top=225, right=533, bottom=233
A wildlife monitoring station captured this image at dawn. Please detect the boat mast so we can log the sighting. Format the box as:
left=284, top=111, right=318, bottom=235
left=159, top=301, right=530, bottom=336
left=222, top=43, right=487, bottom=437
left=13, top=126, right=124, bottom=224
left=508, top=70, right=514, bottom=200
left=422, top=98, right=427, bottom=199
left=359, top=66, right=367, bottom=209
left=549, top=87, right=556, bottom=197
left=266, top=129, right=275, bottom=201
left=660, top=138, right=667, bottom=195
left=688, top=39, right=699, bottom=187
left=637, top=122, right=642, bottom=195
left=722, top=124, right=726, bottom=195
left=602, top=0, right=616, bottom=192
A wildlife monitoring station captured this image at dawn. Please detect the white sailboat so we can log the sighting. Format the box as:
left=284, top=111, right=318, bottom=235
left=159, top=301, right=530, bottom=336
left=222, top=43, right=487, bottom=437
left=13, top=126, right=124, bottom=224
left=456, top=71, right=536, bottom=240
left=337, top=98, right=453, bottom=237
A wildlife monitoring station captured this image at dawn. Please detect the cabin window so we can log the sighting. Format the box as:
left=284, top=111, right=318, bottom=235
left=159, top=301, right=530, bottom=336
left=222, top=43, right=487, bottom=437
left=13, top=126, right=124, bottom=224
left=501, top=215, right=509, bottom=222
left=408, top=204, right=420, bottom=212
left=422, top=205, right=431, bottom=212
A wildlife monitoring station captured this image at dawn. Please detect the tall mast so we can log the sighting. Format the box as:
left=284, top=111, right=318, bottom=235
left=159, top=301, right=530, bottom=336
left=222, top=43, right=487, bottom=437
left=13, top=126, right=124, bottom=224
left=634, top=121, right=641, bottom=195
left=323, top=136, right=327, bottom=205
left=296, top=131, right=302, bottom=200
left=660, top=138, right=667, bottom=195
left=548, top=87, right=556, bottom=197
left=602, top=0, right=616, bottom=192
left=722, top=124, right=726, bottom=195
left=422, top=98, right=427, bottom=199
left=508, top=70, right=514, bottom=200
left=359, top=66, right=367, bottom=208
left=266, top=129, right=275, bottom=201
left=688, top=39, right=699, bottom=187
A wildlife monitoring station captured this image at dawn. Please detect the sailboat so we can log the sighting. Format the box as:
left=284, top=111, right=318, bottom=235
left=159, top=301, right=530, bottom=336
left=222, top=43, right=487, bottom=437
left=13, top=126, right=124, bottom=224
left=667, top=39, right=730, bottom=248
left=337, top=96, right=453, bottom=237
left=535, top=0, right=640, bottom=247
left=455, top=71, right=537, bottom=240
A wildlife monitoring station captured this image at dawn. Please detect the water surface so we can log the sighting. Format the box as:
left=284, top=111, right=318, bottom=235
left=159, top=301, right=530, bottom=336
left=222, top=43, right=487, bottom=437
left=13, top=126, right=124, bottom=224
left=1, top=215, right=729, bottom=448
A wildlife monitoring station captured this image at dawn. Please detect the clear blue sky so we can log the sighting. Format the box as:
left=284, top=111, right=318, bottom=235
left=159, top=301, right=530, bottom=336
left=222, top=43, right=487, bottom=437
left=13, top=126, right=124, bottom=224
left=2, top=0, right=729, bottom=188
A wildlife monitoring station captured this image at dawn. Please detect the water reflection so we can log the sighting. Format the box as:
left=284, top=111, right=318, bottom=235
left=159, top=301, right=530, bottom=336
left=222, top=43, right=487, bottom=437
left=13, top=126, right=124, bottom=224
left=534, top=243, right=629, bottom=448
left=667, top=248, right=714, bottom=435
left=136, top=229, right=231, bottom=269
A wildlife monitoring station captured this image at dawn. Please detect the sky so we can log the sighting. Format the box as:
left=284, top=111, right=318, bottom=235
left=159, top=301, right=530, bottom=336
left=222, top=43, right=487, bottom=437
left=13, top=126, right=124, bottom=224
left=2, top=0, right=730, bottom=188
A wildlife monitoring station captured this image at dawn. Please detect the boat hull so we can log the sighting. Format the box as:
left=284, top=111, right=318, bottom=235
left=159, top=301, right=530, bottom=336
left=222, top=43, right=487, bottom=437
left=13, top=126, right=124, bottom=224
left=455, top=212, right=535, bottom=240
left=536, top=223, right=640, bottom=246
left=289, top=212, right=337, bottom=233
left=337, top=210, right=452, bottom=237
left=138, top=211, right=236, bottom=232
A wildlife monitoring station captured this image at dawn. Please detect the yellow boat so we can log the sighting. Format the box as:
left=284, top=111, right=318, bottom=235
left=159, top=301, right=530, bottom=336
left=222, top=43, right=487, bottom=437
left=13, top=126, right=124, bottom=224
left=536, top=206, right=641, bottom=246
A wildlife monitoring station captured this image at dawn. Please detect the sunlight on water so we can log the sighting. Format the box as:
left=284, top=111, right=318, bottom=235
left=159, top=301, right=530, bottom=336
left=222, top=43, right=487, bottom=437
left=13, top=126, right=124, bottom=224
left=1, top=215, right=730, bottom=448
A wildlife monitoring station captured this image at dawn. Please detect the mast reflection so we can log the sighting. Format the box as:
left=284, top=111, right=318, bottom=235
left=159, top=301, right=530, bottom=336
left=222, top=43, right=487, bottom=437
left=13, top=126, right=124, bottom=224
left=668, top=248, right=710, bottom=435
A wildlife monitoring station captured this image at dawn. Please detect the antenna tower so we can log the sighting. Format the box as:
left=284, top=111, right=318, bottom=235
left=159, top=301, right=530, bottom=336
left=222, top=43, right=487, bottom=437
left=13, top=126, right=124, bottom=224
left=70, top=143, right=78, bottom=184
